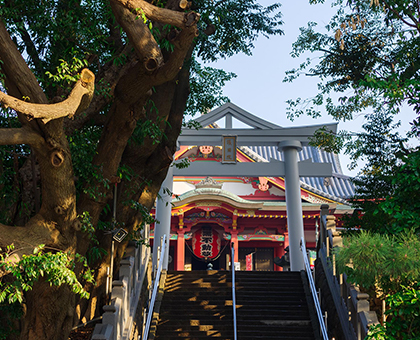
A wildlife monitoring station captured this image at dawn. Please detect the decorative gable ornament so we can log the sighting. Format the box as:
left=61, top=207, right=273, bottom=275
left=195, top=176, right=222, bottom=189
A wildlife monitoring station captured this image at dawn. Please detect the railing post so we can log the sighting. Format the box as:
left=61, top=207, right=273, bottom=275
left=301, top=237, right=329, bottom=340
left=102, top=305, right=117, bottom=340
left=142, top=234, right=167, bottom=340
left=231, top=243, right=237, bottom=340
left=320, top=204, right=329, bottom=246
left=356, top=292, right=370, bottom=340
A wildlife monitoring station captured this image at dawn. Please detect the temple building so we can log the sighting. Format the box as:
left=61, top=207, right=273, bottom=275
left=150, top=103, right=354, bottom=271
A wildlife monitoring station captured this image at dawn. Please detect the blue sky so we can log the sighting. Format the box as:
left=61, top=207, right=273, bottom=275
left=204, top=0, right=415, bottom=176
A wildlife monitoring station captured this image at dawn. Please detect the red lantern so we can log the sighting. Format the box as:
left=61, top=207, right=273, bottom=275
left=192, top=227, right=221, bottom=260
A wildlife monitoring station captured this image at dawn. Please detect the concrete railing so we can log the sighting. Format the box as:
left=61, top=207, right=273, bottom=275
left=316, top=204, right=379, bottom=340
left=92, top=230, right=151, bottom=340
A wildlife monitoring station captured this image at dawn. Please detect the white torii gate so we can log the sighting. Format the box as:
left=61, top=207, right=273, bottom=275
left=153, top=103, right=337, bottom=272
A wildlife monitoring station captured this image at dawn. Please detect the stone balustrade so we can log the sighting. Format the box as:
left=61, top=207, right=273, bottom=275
left=91, top=239, right=151, bottom=340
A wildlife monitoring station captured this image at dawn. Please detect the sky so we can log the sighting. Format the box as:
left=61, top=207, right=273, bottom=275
left=203, top=0, right=415, bottom=176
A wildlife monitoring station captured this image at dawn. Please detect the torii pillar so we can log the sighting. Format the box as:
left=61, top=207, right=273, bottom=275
left=153, top=165, right=173, bottom=271
left=279, top=140, right=305, bottom=271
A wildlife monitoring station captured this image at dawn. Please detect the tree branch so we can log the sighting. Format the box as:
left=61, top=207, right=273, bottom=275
left=13, top=17, right=45, bottom=76
left=153, top=26, right=198, bottom=85
left=382, top=0, right=419, bottom=31
left=0, top=216, right=60, bottom=264
left=65, top=45, right=136, bottom=134
left=0, top=127, right=44, bottom=146
left=0, top=20, right=48, bottom=105
left=111, top=0, right=163, bottom=72
left=0, top=69, right=95, bottom=124
left=113, top=0, right=200, bottom=29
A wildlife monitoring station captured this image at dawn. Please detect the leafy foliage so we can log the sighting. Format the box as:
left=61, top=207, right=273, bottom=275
left=0, top=111, right=31, bottom=225
left=0, top=245, right=94, bottom=304
left=343, top=144, right=420, bottom=235
left=195, top=0, right=283, bottom=62
left=336, top=230, right=420, bottom=295
left=285, top=1, right=420, bottom=128
left=0, top=302, right=22, bottom=340
left=336, top=229, right=420, bottom=339
left=366, top=283, right=420, bottom=340
left=185, top=58, right=237, bottom=116
left=0, top=0, right=112, bottom=96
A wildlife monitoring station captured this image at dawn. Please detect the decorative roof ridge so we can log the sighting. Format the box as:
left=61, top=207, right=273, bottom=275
left=174, top=187, right=255, bottom=204
left=195, top=176, right=222, bottom=189
left=333, top=152, right=344, bottom=174
left=330, top=171, right=353, bottom=180
left=193, top=102, right=282, bottom=130
left=238, top=146, right=268, bottom=163
left=299, top=181, right=349, bottom=204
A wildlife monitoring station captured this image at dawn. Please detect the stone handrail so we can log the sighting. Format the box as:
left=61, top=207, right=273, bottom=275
left=316, top=204, right=379, bottom=340
left=92, top=229, right=151, bottom=340
left=142, top=234, right=167, bottom=340
left=301, top=237, right=329, bottom=340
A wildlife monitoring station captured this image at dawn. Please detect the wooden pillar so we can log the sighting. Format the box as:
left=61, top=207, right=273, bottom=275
left=176, top=230, right=185, bottom=271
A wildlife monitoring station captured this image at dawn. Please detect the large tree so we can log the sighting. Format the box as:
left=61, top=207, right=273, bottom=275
left=0, top=1, right=283, bottom=339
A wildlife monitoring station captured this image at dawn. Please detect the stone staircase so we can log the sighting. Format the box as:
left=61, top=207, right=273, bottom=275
left=153, top=270, right=319, bottom=340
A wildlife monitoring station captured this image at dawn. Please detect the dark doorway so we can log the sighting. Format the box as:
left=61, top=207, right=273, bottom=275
left=239, top=247, right=274, bottom=271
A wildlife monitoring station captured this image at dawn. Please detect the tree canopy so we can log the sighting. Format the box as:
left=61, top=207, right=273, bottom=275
left=285, top=0, right=420, bottom=233
left=287, top=2, right=420, bottom=338
left=0, top=1, right=283, bottom=339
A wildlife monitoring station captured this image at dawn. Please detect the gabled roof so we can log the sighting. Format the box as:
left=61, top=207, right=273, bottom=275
left=194, top=102, right=281, bottom=129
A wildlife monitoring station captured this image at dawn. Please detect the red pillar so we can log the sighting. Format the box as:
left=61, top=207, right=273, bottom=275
left=231, top=231, right=239, bottom=263
left=284, top=231, right=289, bottom=248
left=275, top=243, right=285, bottom=272
left=176, top=230, right=185, bottom=271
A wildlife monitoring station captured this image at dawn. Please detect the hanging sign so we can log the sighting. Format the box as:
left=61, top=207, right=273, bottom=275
left=192, top=227, right=221, bottom=260
left=246, top=253, right=253, bottom=271
left=222, top=135, right=237, bottom=164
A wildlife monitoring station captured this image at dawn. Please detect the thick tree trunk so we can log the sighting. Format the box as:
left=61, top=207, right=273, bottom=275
left=0, top=0, right=199, bottom=337
left=19, top=283, right=76, bottom=340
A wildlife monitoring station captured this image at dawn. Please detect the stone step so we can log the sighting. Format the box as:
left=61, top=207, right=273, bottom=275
left=155, top=334, right=315, bottom=340
left=160, top=302, right=310, bottom=311
left=164, top=292, right=304, bottom=298
left=159, top=311, right=310, bottom=320
left=155, top=271, right=316, bottom=340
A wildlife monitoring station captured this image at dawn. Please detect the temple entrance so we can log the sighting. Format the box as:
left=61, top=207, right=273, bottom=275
left=186, top=240, right=230, bottom=271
